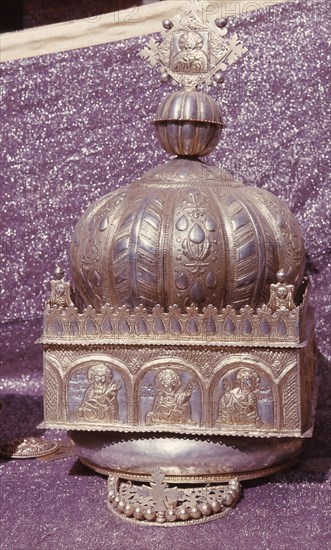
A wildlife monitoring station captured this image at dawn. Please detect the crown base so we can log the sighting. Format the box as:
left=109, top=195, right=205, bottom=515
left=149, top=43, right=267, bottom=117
left=74, top=434, right=300, bottom=525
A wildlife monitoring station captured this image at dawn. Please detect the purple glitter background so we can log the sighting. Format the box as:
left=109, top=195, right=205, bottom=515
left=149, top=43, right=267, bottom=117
left=0, top=0, right=330, bottom=548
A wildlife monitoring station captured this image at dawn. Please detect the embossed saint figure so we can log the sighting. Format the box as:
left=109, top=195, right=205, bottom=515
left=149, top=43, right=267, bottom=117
left=268, top=269, right=295, bottom=312
left=77, top=364, right=121, bottom=423
left=171, top=31, right=208, bottom=74
left=217, top=369, right=262, bottom=428
left=146, top=369, right=196, bottom=425
left=47, top=266, right=73, bottom=308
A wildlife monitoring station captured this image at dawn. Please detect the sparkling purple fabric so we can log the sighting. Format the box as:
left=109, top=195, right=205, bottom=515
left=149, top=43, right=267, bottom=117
left=1, top=0, right=330, bottom=548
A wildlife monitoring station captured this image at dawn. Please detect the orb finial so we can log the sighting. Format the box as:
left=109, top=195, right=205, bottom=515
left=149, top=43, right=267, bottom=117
left=139, top=1, right=248, bottom=158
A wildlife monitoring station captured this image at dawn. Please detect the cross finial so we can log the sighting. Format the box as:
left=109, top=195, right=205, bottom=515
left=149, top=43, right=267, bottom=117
left=139, top=2, right=247, bottom=88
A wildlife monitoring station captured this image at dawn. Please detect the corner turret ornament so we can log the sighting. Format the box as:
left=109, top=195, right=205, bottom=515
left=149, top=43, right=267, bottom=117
left=38, top=0, right=316, bottom=525
left=47, top=266, right=73, bottom=308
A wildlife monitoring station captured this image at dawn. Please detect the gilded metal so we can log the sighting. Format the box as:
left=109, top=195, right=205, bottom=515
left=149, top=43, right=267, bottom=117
left=139, top=6, right=247, bottom=88
left=107, top=468, right=241, bottom=525
left=69, top=159, right=305, bottom=314
left=40, top=0, right=316, bottom=525
left=0, top=437, right=59, bottom=459
left=41, top=285, right=315, bottom=438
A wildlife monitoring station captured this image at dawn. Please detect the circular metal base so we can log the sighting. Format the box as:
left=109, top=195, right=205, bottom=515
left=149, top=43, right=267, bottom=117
left=69, top=431, right=302, bottom=526
left=79, top=455, right=299, bottom=482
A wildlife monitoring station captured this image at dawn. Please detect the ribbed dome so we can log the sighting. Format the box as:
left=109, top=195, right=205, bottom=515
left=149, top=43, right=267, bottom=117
left=70, top=158, right=305, bottom=312
left=154, top=90, right=223, bottom=157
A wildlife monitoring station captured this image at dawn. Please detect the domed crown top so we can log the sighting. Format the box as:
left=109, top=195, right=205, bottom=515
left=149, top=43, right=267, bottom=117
left=70, top=4, right=305, bottom=315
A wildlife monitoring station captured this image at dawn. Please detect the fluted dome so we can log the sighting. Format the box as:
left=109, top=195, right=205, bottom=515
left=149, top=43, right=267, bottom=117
left=70, top=158, right=305, bottom=312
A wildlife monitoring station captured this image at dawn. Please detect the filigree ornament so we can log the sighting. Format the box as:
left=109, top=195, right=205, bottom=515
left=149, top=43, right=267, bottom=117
left=107, top=468, right=241, bottom=525
left=139, top=8, right=248, bottom=88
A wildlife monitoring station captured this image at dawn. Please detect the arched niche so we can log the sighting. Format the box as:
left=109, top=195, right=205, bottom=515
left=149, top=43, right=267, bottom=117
left=135, top=358, right=204, bottom=428
left=211, top=356, right=280, bottom=432
left=64, top=355, right=130, bottom=425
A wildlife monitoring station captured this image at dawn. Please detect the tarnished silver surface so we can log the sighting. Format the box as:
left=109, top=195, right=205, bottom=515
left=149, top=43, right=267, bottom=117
left=69, top=431, right=302, bottom=478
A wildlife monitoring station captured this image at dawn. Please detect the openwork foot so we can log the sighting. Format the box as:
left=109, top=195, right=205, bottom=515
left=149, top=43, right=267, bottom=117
left=107, top=468, right=241, bottom=525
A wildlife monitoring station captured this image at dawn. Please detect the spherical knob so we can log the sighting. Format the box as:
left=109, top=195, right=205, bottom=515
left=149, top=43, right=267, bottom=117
left=215, top=17, right=227, bottom=28
left=144, top=507, right=156, bottom=521
left=154, top=90, right=222, bottom=157
left=277, top=269, right=287, bottom=282
left=177, top=506, right=189, bottom=520
left=190, top=506, right=202, bottom=519
left=124, top=503, right=134, bottom=517
left=162, top=19, right=174, bottom=29
left=210, top=500, right=222, bottom=513
left=223, top=492, right=235, bottom=506
left=133, top=506, right=144, bottom=520
left=117, top=499, right=125, bottom=512
left=213, top=72, right=224, bottom=84
left=54, top=265, right=64, bottom=280
left=160, top=71, right=170, bottom=83
left=165, top=508, right=177, bottom=522
left=200, top=502, right=212, bottom=515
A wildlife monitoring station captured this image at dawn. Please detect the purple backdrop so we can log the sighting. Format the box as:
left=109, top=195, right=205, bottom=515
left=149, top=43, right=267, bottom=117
left=0, top=0, right=330, bottom=548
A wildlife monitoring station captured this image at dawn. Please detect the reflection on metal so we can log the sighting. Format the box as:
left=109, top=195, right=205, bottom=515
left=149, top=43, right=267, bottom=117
left=69, top=159, right=305, bottom=314
left=41, top=1, right=316, bottom=526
